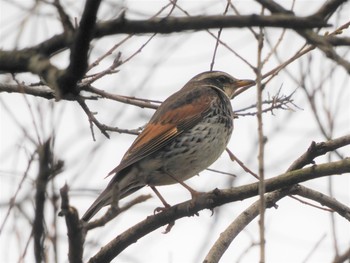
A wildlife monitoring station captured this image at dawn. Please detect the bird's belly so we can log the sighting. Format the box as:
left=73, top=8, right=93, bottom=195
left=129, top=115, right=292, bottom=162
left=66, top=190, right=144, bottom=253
left=143, top=119, right=233, bottom=186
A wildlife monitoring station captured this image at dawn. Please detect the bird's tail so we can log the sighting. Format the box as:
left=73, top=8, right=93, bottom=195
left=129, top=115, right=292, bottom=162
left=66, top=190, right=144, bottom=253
left=81, top=186, right=113, bottom=222
left=81, top=173, right=146, bottom=222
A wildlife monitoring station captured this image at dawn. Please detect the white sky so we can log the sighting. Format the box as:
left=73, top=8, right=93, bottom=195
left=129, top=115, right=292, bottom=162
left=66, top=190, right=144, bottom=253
left=0, top=1, right=349, bottom=263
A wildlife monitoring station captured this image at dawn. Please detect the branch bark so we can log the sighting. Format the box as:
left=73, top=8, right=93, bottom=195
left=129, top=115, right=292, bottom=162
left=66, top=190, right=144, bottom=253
left=0, top=14, right=330, bottom=74
left=203, top=186, right=298, bottom=263
left=33, top=140, right=52, bottom=263
left=56, top=0, right=102, bottom=97
left=256, top=0, right=350, bottom=73
left=59, top=184, right=84, bottom=263
left=88, top=158, right=350, bottom=262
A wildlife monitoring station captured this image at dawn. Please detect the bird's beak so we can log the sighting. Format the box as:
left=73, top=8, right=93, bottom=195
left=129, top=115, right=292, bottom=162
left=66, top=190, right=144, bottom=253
left=226, top=79, right=256, bottom=99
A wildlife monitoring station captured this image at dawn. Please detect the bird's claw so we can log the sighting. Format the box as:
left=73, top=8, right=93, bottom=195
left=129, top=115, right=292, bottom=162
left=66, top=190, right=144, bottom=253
left=153, top=204, right=171, bottom=214
left=152, top=205, right=175, bottom=233
left=162, top=221, right=175, bottom=234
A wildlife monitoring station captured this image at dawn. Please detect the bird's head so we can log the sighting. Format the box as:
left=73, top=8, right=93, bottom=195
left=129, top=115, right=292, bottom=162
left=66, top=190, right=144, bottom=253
left=191, top=71, right=256, bottom=99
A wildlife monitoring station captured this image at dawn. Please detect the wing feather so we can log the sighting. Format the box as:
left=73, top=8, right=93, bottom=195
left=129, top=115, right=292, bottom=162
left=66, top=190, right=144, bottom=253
left=107, top=86, right=214, bottom=177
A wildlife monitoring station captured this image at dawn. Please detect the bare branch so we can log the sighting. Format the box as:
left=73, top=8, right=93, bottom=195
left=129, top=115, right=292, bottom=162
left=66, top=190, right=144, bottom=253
left=333, top=247, right=350, bottom=263
left=33, top=139, right=63, bottom=262
left=294, top=185, right=350, bottom=221
left=287, top=134, right=350, bottom=171
left=33, top=140, right=52, bottom=263
left=77, top=97, right=110, bottom=140
left=0, top=14, right=330, bottom=74
left=226, top=148, right=259, bottom=179
left=56, top=0, right=102, bottom=97
left=86, top=194, right=152, bottom=230
left=88, top=159, right=350, bottom=262
left=256, top=0, right=350, bottom=73
left=96, top=14, right=329, bottom=35
left=203, top=186, right=298, bottom=263
left=81, top=85, right=159, bottom=109
left=59, top=184, right=84, bottom=263
left=0, top=83, right=55, bottom=99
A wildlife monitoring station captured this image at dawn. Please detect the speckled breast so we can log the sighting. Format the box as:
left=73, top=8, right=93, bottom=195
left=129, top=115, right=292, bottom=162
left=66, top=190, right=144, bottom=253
left=146, top=92, right=234, bottom=185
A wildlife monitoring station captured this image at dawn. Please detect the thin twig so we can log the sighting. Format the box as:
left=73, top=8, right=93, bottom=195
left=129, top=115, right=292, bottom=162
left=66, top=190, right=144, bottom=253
left=77, top=97, right=110, bottom=140
left=86, top=194, right=152, bottom=230
left=256, top=7, right=266, bottom=262
left=210, top=1, right=230, bottom=71
left=225, top=148, right=259, bottom=179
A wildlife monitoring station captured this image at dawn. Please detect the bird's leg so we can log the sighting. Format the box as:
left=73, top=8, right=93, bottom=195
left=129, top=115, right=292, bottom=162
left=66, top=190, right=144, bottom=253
left=151, top=186, right=171, bottom=212
left=150, top=186, right=175, bottom=233
left=165, top=171, right=201, bottom=199
left=165, top=171, right=201, bottom=216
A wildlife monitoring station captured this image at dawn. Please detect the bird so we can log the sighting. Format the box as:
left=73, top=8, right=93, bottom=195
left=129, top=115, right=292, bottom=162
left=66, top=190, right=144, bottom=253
left=82, top=71, right=255, bottom=222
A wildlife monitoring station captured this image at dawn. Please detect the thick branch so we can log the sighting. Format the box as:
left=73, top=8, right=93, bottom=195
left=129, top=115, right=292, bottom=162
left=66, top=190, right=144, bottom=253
left=59, top=184, right=84, bottom=263
left=333, top=247, right=350, bottom=263
left=0, top=14, right=330, bottom=75
left=96, top=14, right=329, bottom=35
left=294, top=185, right=350, bottom=221
left=326, top=36, right=350, bottom=46
left=288, top=134, right=350, bottom=171
left=33, top=140, right=52, bottom=263
left=0, top=83, right=55, bottom=99
left=0, top=52, right=63, bottom=93
left=205, top=135, right=350, bottom=262
left=203, top=186, right=298, bottom=263
left=88, top=159, right=350, bottom=262
left=56, top=0, right=102, bottom=97
left=256, top=0, right=350, bottom=73
left=312, top=0, right=348, bottom=19
left=297, top=29, right=350, bottom=73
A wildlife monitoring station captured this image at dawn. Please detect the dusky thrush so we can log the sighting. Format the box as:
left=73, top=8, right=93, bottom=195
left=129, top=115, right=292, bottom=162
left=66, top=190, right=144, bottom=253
left=82, top=71, right=255, bottom=221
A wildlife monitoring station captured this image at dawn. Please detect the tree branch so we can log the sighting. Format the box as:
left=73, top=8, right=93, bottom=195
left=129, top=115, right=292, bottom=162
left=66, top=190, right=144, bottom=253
left=33, top=140, right=52, bottom=263
left=56, top=0, right=102, bottom=97
left=0, top=14, right=330, bottom=74
left=88, top=158, right=350, bottom=262
left=0, top=83, right=55, bottom=99
left=204, top=134, right=350, bottom=263
left=96, top=14, right=329, bottom=35
left=203, top=186, right=298, bottom=263
left=59, top=184, right=84, bottom=263
left=288, top=134, right=350, bottom=171
left=256, top=0, right=350, bottom=73
left=294, top=185, right=350, bottom=221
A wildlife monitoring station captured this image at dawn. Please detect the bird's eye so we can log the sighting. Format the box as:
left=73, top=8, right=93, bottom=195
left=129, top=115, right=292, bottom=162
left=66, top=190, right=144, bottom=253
left=217, top=76, right=227, bottom=84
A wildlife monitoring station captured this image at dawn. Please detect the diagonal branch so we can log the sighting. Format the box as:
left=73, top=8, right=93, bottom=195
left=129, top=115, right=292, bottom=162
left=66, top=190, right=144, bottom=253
left=294, top=185, right=350, bottom=221
left=203, top=186, right=298, bottom=263
left=88, top=158, right=350, bottom=262
left=203, top=134, right=350, bottom=263
left=288, top=134, right=350, bottom=171
left=256, top=0, right=350, bottom=73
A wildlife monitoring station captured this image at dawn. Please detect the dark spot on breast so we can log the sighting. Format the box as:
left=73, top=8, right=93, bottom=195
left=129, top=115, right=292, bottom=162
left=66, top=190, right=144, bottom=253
left=181, top=148, right=189, bottom=154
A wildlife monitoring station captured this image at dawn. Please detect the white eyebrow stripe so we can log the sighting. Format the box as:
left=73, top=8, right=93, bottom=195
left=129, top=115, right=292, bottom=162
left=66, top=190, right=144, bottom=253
left=194, top=72, right=230, bottom=81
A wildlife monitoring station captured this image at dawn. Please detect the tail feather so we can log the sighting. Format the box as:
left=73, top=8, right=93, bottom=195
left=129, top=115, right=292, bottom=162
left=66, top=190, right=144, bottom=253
left=81, top=176, right=146, bottom=222
left=81, top=186, right=112, bottom=222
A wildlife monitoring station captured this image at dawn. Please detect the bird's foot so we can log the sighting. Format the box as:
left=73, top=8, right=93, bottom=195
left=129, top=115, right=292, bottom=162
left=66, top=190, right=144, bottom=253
left=187, top=191, right=205, bottom=216
left=153, top=203, right=171, bottom=214
left=163, top=221, right=175, bottom=234
left=152, top=204, right=175, bottom=234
